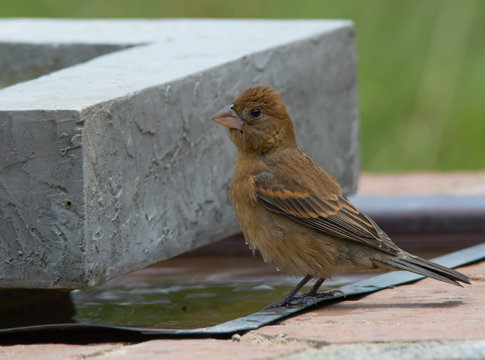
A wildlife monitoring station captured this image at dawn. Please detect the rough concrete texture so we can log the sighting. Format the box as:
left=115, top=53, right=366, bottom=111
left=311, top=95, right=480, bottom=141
left=282, top=341, right=485, bottom=360
left=0, top=19, right=360, bottom=288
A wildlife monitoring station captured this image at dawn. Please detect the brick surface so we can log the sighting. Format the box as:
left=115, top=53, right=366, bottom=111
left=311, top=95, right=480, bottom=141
left=0, top=343, right=123, bottom=360
left=94, top=339, right=305, bottom=360
left=253, top=261, right=484, bottom=343
left=0, top=339, right=305, bottom=360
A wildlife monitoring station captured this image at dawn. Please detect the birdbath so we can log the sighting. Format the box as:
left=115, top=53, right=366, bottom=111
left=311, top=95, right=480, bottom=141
left=0, top=19, right=359, bottom=290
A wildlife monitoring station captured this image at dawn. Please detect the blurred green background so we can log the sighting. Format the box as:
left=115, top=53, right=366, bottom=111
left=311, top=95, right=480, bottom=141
left=3, top=0, right=484, bottom=172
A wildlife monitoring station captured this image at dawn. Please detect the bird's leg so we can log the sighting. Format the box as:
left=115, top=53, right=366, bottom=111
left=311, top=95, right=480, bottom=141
left=301, top=278, right=324, bottom=297
left=283, top=274, right=313, bottom=301
left=264, top=274, right=312, bottom=309
left=294, top=278, right=345, bottom=302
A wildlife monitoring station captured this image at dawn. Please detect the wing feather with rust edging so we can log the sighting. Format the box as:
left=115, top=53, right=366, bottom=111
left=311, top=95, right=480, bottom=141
left=252, top=171, right=400, bottom=256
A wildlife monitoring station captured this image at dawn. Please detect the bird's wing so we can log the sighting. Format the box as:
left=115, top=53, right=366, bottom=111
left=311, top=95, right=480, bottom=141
left=252, top=170, right=400, bottom=255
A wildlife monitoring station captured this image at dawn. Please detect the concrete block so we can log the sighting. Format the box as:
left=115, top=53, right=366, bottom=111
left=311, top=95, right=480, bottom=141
left=0, top=19, right=360, bottom=289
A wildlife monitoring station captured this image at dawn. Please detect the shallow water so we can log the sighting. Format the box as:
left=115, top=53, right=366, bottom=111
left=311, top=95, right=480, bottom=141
left=72, top=281, right=295, bottom=329
left=71, top=255, right=371, bottom=329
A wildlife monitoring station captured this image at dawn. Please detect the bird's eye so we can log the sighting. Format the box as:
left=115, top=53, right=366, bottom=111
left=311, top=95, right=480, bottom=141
left=250, top=108, right=261, bottom=118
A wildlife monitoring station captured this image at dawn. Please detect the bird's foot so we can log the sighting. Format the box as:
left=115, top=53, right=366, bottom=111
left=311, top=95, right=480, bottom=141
left=303, top=289, right=346, bottom=299
left=263, top=296, right=317, bottom=310
left=263, top=295, right=310, bottom=309
left=290, top=289, right=344, bottom=304
left=264, top=299, right=291, bottom=309
left=263, top=289, right=344, bottom=310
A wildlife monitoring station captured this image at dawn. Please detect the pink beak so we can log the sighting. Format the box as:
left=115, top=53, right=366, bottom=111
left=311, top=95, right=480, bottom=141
left=211, top=105, right=243, bottom=130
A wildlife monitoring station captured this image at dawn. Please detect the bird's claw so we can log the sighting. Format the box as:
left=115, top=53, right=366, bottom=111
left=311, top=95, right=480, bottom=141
left=264, top=300, right=289, bottom=309
left=264, top=289, right=344, bottom=310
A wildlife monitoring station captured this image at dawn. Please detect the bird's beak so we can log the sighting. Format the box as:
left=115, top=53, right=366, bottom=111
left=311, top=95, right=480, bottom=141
left=211, top=105, right=243, bottom=130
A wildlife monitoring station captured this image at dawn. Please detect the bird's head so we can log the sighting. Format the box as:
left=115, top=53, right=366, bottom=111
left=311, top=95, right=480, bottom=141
left=211, top=86, right=296, bottom=154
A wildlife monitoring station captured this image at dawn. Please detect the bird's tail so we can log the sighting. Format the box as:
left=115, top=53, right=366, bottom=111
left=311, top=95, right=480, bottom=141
left=380, top=253, right=471, bottom=287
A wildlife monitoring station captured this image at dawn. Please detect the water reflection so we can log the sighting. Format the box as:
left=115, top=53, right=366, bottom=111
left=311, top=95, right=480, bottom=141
left=71, top=255, right=370, bottom=329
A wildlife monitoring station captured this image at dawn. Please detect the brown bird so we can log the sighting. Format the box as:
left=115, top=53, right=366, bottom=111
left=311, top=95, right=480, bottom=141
left=211, top=85, right=470, bottom=308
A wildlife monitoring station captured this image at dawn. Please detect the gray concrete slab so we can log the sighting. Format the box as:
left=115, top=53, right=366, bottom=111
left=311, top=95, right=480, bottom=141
left=0, top=19, right=360, bottom=289
left=282, top=341, right=485, bottom=360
